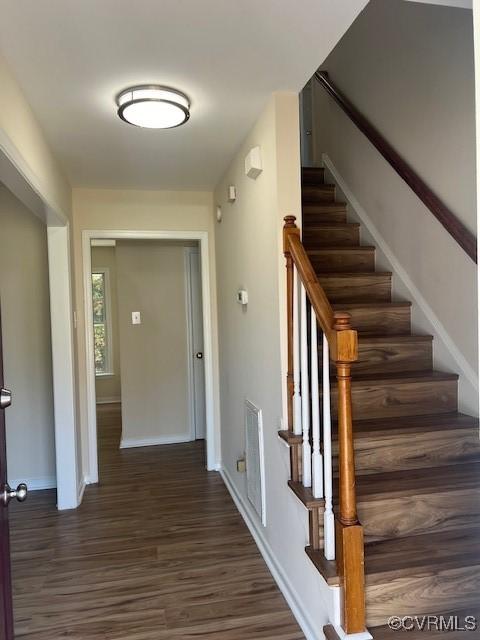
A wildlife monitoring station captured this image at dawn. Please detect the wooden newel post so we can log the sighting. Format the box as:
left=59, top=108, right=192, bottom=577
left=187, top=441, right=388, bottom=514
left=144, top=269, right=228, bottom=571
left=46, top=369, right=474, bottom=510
left=334, top=312, right=366, bottom=634
left=283, top=216, right=301, bottom=482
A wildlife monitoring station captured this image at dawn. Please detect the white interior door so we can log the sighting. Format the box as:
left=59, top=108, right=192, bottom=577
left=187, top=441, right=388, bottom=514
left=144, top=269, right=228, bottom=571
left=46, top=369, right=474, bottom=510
left=186, top=248, right=206, bottom=440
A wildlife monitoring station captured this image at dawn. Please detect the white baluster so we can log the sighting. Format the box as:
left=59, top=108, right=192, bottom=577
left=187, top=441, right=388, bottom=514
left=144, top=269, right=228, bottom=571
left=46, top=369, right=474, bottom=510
left=300, top=283, right=311, bottom=488
left=322, top=333, right=335, bottom=560
left=310, top=313, right=323, bottom=499
left=293, top=268, right=302, bottom=436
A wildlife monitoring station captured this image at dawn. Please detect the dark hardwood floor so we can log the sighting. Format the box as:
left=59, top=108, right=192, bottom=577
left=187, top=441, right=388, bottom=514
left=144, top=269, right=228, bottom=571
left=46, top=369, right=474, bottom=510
left=9, top=403, right=304, bottom=639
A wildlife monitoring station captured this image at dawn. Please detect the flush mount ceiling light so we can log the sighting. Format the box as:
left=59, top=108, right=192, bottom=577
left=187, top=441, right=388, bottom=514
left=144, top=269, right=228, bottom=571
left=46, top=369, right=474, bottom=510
left=116, top=85, right=190, bottom=129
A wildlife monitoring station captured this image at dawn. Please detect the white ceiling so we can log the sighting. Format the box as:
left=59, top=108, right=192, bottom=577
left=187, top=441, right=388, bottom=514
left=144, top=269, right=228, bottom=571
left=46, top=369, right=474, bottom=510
left=0, top=0, right=367, bottom=190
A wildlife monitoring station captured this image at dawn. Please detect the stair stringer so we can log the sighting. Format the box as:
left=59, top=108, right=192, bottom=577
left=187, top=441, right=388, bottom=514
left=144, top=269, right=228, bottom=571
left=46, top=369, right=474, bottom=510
left=321, top=153, right=479, bottom=416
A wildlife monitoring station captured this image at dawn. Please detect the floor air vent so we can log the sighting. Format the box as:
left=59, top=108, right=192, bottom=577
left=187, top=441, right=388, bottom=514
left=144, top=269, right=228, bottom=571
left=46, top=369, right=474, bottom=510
left=245, top=399, right=266, bottom=526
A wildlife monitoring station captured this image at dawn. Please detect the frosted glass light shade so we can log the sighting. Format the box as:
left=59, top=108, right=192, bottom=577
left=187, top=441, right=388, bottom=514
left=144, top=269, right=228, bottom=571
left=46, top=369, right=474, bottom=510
left=117, top=86, right=190, bottom=129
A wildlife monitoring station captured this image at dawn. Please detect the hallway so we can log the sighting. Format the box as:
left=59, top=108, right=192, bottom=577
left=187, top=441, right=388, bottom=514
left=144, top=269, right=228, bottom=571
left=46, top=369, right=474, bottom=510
left=9, top=404, right=304, bottom=639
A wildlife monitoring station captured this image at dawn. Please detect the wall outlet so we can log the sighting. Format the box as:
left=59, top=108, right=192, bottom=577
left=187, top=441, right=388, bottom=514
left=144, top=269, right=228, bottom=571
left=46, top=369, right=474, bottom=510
left=227, top=185, right=236, bottom=202
left=131, top=311, right=141, bottom=325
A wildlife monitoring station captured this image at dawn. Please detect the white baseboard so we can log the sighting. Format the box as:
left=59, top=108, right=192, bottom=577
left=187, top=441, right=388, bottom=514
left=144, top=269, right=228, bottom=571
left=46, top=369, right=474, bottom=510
left=10, top=476, right=56, bottom=491
left=220, top=466, right=320, bottom=640
left=120, top=434, right=193, bottom=449
left=96, top=396, right=121, bottom=405
left=322, top=153, right=479, bottom=403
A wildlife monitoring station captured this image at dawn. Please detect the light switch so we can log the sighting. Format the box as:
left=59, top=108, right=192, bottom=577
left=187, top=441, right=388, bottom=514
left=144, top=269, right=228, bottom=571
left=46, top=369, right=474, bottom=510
left=132, top=311, right=141, bottom=325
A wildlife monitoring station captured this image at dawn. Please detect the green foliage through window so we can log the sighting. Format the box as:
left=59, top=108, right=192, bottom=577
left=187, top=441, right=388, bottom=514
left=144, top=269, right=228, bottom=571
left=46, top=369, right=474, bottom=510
left=92, top=272, right=109, bottom=374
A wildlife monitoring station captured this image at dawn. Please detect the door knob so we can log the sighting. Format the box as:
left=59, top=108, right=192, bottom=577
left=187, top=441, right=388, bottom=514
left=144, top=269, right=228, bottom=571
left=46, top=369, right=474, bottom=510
left=2, top=482, right=28, bottom=506
left=0, top=388, right=11, bottom=410
left=196, top=352, right=203, bottom=359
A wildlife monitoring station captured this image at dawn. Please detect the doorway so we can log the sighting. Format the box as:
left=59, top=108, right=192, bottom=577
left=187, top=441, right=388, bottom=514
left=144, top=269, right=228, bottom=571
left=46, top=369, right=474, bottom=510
left=83, top=230, right=216, bottom=485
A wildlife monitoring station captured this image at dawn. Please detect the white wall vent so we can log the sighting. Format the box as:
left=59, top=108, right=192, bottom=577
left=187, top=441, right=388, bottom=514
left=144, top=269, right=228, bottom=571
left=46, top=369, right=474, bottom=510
left=245, top=399, right=266, bottom=526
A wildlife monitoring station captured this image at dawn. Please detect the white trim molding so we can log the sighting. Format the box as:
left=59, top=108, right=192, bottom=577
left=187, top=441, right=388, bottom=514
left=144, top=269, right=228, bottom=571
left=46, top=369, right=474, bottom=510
left=82, top=229, right=219, bottom=486
left=77, top=477, right=87, bottom=505
left=47, top=226, right=80, bottom=510
left=184, top=246, right=197, bottom=441
left=120, top=434, right=193, bottom=449
left=403, top=0, right=472, bottom=8
left=10, top=476, right=56, bottom=492
left=0, top=132, right=80, bottom=511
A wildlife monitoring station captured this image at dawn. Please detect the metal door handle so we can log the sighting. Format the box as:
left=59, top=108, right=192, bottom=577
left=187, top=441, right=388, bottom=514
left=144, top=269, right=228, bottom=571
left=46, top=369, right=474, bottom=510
left=2, top=483, right=28, bottom=506
left=0, top=388, right=11, bottom=410
left=196, top=352, right=203, bottom=359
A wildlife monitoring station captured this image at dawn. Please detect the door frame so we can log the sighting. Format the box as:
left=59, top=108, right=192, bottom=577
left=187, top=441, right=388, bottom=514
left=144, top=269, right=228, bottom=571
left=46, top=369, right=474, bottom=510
left=184, top=246, right=205, bottom=441
left=82, top=229, right=218, bottom=484
left=0, top=132, right=79, bottom=511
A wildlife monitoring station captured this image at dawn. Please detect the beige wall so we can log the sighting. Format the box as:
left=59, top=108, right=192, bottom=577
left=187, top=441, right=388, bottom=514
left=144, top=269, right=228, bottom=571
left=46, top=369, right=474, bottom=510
left=0, top=185, right=55, bottom=487
left=0, top=54, right=71, bottom=221
left=214, top=93, right=332, bottom=637
left=91, top=246, right=121, bottom=402
left=312, top=0, right=478, bottom=411
left=72, top=189, right=219, bottom=477
left=116, top=241, right=191, bottom=445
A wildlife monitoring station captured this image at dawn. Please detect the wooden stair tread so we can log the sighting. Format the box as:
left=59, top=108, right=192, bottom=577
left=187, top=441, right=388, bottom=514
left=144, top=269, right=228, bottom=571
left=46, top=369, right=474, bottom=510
left=302, top=168, right=325, bottom=185
left=350, top=412, right=479, bottom=438
left=287, top=480, right=324, bottom=509
left=317, top=271, right=392, bottom=278
left=323, top=625, right=341, bottom=640
left=332, top=301, right=412, bottom=335
left=330, top=302, right=412, bottom=311
left=303, top=202, right=347, bottom=211
left=354, top=333, right=432, bottom=343
left=365, top=526, right=480, bottom=578
left=353, top=462, right=480, bottom=501
left=332, top=302, right=411, bottom=308
left=303, top=222, right=360, bottom=229
left=305, top=547, right=339, bottom=585
left=278, top=429, right=302, bottom=445
left=303, top=183, right=335, bottom=191
left=331, top=370, right=459, bottom=387
left=281, top=413, right=478, bottom=443
left=307, top=246, right=375, bottom=253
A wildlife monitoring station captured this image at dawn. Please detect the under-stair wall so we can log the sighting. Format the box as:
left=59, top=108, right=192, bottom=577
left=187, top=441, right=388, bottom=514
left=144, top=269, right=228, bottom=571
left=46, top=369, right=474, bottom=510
left=311, top=0, right=478, bottom=414
left=214, top=93, right=336, bottom=640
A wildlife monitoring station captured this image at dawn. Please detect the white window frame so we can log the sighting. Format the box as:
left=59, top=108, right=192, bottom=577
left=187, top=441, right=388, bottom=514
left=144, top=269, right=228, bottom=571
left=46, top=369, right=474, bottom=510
left=91, top=267, right=114, bottom=377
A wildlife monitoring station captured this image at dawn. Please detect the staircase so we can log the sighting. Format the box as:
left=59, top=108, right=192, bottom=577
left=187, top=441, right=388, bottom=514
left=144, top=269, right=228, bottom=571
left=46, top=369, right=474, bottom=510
left=282, top=167, right=480, bottom=638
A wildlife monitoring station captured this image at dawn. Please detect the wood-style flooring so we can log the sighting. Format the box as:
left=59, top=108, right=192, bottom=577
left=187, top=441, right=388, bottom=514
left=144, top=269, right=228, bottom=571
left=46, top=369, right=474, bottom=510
left=9, top=403, right=304, bottom=639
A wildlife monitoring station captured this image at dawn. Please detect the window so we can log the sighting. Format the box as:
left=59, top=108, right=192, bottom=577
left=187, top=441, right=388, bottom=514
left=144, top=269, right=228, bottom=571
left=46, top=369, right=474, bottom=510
left=91, top=269, right=113, bottom=375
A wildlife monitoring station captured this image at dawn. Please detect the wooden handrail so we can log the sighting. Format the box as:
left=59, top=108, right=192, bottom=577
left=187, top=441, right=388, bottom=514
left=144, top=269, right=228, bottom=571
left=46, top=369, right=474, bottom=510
left=284, top=216, right=338, bottom=355
left=315, top=71, right=477, bottom=264
left=283, top=216, right=366, bottom=634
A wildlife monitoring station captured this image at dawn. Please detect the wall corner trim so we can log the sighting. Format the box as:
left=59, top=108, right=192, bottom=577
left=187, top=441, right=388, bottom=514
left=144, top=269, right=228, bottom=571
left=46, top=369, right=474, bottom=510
left=77, top=477, right=87, bottom=506
left=322, top=153, right=479, bottom=395
left=220, top=466, right=320, bottom=640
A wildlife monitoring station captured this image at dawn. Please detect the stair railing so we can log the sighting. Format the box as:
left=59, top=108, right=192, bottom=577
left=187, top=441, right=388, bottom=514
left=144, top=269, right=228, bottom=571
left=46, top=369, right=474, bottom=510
left=283, top=215, right=366, bottom=635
